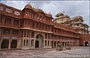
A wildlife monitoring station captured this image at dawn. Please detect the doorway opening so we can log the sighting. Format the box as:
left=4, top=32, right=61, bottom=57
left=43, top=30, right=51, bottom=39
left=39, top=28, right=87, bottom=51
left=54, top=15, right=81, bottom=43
left=11, top=40, right=17, bottom=48
left=35, top=34, right=44, bottom=48
left=1, top=39, right=9, bottom=49
left=35, top=40, right=39, bottom=48
left=85, top=41, right=88, bottom=46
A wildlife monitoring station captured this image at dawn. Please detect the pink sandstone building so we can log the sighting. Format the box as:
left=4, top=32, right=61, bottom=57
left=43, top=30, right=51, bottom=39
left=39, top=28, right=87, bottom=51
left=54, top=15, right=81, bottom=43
left=0, top=3, right=90, bottom=49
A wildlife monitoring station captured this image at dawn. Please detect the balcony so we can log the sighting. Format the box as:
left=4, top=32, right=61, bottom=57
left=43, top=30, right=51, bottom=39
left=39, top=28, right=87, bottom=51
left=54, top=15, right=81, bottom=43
left=54, top=31, right=79, bottom=38
left=0, top=22, right=19, bottom=29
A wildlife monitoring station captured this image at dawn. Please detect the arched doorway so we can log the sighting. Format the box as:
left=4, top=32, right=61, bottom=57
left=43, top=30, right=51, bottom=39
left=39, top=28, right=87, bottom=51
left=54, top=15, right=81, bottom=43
left=85, top=41, right=89, bottom=46
left=35, top=34, right=44, bottom=48
left=11, top=40, right=17, bottom=48
left=1, top=39, right=9, bottom=49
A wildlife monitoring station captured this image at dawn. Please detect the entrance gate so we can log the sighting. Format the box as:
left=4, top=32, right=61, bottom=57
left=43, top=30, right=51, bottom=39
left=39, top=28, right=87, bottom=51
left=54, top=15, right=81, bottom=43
left=35, top=34, right=44, bottom=48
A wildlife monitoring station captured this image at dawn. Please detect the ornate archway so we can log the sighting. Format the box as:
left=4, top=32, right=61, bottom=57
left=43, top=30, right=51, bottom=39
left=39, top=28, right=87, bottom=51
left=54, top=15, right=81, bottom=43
left=35, top=34, right=44, bottom=48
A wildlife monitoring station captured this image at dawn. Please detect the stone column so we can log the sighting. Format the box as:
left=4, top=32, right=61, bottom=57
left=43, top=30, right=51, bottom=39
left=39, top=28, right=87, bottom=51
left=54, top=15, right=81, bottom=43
left=8, top=39, right=11, bottom=49
left=33, top=39, right=35, bottom=48
left=56, top=41, right=58, bottom=47
left=8, top=29, right=12, bottom=49
left=47, top=40, right=48, bottom=47
left=29, top=39, right=30, bottom=48
left=22, top=39, right=24, bottom=48
left=50, top=40, right=52, bottom=48
left=25, top=39, right=26, bottom=47
left=43, top=40, right=45, bottom=48
left=17, top=38, right=21, bottom=49
left=28, top=39, right=29, bottom=47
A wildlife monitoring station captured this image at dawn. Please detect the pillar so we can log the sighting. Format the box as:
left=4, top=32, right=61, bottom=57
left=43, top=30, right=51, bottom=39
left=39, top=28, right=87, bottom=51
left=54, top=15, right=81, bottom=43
left=29, top=39, right=30, bottom=48
left=43, top=40, right=45, bottom=48
left=56, top=41, right=58, bottom=47
left=49, top=40, right=51, bottom=48
left=17, top=38, right=21, bottom=49
left=22, top=39, right=24, bottom=47
left=33, top=39, right=35, bottom=48
left=8, top=39, right=11, bottom=49
left=52, top=41, right=54, bottom=48
left=8, top=29, right=12, bottom=49
left=47, top=40, right=48, bottom=47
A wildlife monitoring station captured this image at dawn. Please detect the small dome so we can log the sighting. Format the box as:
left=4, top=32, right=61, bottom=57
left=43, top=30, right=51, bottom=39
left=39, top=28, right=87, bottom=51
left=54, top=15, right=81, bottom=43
left=65, top=15, right=70, bottom=18
left=45, top=12, right=52, bottom=18
left=76, top=16, right=83, bottom=19
left=48, top=12, right=52, bottom=17
left=37, top=9, right=44, bottom=13
left=24, top=4, right=32, bottom=9
left=56, top=12, right=64, bottom=17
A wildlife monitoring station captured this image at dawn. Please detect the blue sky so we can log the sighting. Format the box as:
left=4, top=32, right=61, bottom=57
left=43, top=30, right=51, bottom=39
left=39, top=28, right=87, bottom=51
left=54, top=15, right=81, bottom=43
left=0, top=0, right=90, bottom=30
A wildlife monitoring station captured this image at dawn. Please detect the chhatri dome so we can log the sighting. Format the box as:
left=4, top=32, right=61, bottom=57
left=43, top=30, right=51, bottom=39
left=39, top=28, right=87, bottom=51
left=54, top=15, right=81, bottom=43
left=24, top=3, right=32, bottom=9
left=55, top=12, right=64, bottom=17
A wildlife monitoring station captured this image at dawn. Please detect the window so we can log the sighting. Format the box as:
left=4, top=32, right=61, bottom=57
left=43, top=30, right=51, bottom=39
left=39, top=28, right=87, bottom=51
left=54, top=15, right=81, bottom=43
left=14, top=11, right=20, bottom=15
left=0, top=6, right=3, bottom=10
left=45, top=34, right=47, bottom=39
left=6, top=8, right=12, bottom=13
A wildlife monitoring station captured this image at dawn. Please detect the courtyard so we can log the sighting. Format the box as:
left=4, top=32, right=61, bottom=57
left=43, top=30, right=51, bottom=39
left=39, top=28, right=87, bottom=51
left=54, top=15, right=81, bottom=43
left=0, top=46, right=90, bottom=58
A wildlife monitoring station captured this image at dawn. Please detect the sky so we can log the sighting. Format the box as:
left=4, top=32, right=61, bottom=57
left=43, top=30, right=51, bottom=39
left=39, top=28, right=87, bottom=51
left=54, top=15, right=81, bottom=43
left=0, top=0, right=90, bottom=30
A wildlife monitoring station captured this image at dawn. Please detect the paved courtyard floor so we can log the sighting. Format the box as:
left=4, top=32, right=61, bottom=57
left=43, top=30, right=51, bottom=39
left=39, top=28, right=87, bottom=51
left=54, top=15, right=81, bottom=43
left=0, top=46, right=90, bottom=58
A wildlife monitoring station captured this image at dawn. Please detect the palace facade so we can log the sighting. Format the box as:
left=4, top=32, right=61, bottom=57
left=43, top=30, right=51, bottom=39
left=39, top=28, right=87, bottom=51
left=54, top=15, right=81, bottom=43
left=54, top=13, right=89, bottom=34
left=0, top=3, right=89, bottom=49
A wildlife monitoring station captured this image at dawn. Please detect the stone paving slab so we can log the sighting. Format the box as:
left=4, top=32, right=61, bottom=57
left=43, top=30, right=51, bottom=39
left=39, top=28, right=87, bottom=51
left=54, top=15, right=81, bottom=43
left=0, top=47, right=90, bottom=58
